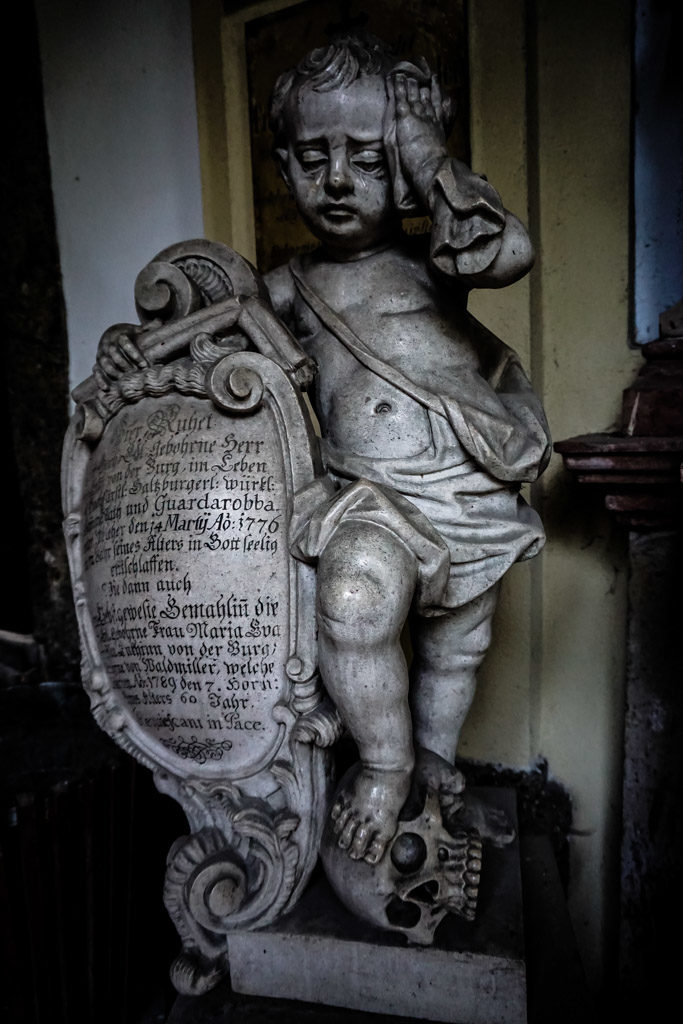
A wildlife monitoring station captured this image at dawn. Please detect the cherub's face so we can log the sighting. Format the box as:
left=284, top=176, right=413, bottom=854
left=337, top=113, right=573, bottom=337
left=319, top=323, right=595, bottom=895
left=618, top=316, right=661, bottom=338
left=278, top=75, right=397, bottom=253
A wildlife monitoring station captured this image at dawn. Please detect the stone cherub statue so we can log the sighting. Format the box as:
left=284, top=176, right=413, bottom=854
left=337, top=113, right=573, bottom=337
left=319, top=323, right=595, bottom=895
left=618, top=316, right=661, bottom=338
left=265, top=33, right=551, bottom=864
left=97, top=32, right=550, bottom=901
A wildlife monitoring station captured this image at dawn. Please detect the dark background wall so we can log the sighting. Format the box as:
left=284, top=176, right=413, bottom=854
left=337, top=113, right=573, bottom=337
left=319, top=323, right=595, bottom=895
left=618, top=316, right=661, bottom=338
left=1, top=3, right=78, bottom=683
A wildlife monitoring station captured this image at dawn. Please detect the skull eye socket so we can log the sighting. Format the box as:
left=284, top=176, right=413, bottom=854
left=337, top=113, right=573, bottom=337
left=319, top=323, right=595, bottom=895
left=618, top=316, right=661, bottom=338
left=390, top=832, right=427, bottom=874
left=386, top=895, right=422, bottom=928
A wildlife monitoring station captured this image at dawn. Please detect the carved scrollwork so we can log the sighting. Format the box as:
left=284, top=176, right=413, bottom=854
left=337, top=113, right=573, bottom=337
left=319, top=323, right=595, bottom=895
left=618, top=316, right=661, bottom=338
left=190, top=330, right=247, bottom=366
left=163, top=828, right=233, bottom=995
left=134, top=260, right=203, bottom=324
left=159, top=773, right=304, bottom=995
left=206, top=352, right=266, bottom=414
left=174, top=255, right=238, bottom=305
left=70, top=241, right=270, bottom=441
left=133, top=239, right=266, bottom=327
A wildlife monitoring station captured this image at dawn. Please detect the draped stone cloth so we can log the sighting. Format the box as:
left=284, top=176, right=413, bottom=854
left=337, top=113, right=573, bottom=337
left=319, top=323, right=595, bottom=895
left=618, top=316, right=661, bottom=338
left=291, top=409, right=547, bottom=615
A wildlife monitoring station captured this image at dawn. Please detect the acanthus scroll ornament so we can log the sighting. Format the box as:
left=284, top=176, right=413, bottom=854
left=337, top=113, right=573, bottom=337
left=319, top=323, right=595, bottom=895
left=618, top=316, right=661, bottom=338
left=207, top=352, right=266, bottom=415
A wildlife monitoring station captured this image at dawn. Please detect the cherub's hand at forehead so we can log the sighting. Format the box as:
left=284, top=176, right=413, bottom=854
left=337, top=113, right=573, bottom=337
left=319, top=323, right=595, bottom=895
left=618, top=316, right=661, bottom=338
left=385, top=70, right=449, bottom=203
left=392, top=71, right=444, bottom=128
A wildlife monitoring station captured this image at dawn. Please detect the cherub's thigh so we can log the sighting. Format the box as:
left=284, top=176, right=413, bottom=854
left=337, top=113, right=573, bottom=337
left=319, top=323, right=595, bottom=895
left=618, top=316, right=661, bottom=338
left=412, top=584, right=500, bottom=669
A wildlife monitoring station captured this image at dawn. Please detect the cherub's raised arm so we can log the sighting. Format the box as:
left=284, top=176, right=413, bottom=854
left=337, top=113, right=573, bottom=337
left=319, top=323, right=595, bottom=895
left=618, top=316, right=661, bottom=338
left=429, top=164, right=533, bottom=286
left=387, top=69, right=533, bottom=288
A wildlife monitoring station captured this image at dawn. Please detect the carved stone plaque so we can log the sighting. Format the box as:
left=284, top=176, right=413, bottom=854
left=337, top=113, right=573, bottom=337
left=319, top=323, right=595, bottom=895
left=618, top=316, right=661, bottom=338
left=62, top=242, right=333, bottom=995
left=82, top=392, right=291, bottom=780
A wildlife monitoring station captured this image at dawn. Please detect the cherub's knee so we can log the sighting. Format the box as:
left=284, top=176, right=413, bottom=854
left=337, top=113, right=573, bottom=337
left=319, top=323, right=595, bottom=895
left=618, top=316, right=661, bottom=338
left=317, top=523, right=415, bottom=646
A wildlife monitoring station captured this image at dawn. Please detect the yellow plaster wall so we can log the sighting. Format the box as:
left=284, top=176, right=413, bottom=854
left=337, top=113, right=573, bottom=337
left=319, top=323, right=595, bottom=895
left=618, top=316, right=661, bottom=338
left=532, top=0, right=641, bottom=985
left=467, top=0, right=641, bottom=987
left=462, top=0, right=534, bottom=769
left=191, top=0, right=642, bottom=989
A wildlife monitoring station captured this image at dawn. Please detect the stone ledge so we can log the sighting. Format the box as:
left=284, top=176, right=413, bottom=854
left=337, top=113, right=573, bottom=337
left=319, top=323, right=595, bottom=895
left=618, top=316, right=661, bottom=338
left=227, top=789, right=525, bottom=1024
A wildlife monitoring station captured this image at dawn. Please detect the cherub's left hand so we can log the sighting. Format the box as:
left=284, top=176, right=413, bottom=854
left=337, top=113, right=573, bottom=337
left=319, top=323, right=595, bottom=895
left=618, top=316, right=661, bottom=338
left=387, top=69, right=448, bottom=203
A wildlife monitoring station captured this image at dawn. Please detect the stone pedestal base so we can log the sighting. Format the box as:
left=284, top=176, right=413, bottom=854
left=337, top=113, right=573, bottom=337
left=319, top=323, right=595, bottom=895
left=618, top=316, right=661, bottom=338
left=227, top=790, right=525, bottom=1024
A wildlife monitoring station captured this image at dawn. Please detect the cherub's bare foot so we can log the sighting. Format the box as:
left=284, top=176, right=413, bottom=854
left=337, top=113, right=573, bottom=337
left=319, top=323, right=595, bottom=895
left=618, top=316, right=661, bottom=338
left=412, top=748, right=513, bottom=847
left=458, top=790, right=515, bottom=848
left=331, top=764, right=412, bottom=865
left=413, top=746, right=466, bottom=818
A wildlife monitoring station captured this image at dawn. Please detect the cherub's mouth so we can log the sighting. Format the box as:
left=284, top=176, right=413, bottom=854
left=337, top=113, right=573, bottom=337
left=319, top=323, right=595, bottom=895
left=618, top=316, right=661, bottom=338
left=321, top=204, right=356, bottom=219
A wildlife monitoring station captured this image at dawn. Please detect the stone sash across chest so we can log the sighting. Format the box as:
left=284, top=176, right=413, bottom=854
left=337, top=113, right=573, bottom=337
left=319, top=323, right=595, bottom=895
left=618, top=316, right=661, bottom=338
left=289, top=259, right=448, bottom=418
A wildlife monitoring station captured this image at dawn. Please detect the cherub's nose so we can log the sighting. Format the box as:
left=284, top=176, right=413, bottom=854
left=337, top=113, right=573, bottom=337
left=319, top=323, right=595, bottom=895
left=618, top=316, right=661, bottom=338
left=325, top=151, right=353, bottom=195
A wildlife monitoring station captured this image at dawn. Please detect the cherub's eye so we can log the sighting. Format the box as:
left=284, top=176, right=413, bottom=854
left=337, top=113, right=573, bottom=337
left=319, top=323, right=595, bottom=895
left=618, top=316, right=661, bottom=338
left=298, top=149, right=327, bottom=171
left=351, top=150, right=386, bottom=174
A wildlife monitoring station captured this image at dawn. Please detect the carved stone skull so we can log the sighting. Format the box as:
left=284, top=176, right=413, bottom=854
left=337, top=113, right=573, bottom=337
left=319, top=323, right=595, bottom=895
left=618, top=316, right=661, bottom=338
left=321, top=784, right=483, bottom=945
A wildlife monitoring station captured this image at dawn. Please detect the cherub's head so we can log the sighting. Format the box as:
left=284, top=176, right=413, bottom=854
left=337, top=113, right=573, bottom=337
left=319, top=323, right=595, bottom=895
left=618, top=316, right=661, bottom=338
left=270, top=34, right=401, bottom=254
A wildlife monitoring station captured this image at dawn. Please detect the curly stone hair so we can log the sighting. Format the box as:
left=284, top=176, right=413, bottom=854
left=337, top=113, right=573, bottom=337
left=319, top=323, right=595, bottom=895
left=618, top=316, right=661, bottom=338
left=269, top=32, right=397, bottom=147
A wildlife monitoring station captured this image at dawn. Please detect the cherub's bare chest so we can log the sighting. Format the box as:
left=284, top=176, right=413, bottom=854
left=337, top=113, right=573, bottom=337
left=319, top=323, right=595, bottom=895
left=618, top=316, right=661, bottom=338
left=288, top=272, right=473, bottom=460
left=291, top=259, right=477, bottom=375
